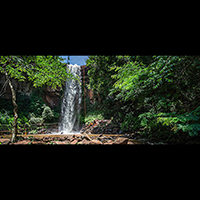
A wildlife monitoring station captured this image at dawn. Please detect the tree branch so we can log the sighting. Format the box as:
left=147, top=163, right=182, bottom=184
left=0, top=79, right=8, bottom=97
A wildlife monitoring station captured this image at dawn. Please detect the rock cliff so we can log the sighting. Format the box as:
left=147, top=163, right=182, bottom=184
left=42, top=86, right=61, bottom=108
left=0, top=73, right=62, bottom=108
left=0, top=65, right=93, bottom=108
left=0, top=73, right=33, bottom=99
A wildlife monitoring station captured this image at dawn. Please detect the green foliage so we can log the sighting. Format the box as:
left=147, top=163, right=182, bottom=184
left=0, top=109, right=15, bottom=132
left=157, top=106, right=200, bottom=136
left=0, top=98, right=13, bottom=112
left=0, top=87, right=60, bottom=126
left=86, top=55, right=130, bottom=102
left=42, top=106, right=54, bottom=123
left=112, top=56, right=200, bottom=136
left=0, top=55, right=77, bottom=135
left=52, top=110, right=60, bottom=122
left=85, top=56, right=131, bottom=125
left=85, top=110, right=104, bottom=125
left=82, top=98, right=103, bottom=124
left=29, top=116, right=43, bottom=124
left=0, top=55, right=77, bottom=89
left=0, top=110, right=12, bottom=124
left=29, top=88, right=46, bottom=116
left=0, top=92, right=37, bottom=122
left=16, top=93, right=32, bottom=121
left=86, top=55, right=200, bottom=140
left=138, top=112, right=164, bottom=136
left=28, top=129, right=38, bottom=134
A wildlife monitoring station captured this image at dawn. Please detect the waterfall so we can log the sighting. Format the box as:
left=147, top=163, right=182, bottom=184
left=58, top=64, right=82, bottom=134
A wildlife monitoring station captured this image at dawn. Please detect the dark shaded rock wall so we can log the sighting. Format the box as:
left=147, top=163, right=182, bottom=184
left=0, top=73, right=62, bottom=108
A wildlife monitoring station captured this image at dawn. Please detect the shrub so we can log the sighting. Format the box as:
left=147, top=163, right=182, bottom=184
left=30, top=88, right=46, bottom=117
left=85, top=110, right=104, bottom=124
left=29, top=117, right=43, bottom=124
left=0, top=110, right=10, bottom=124
left=42, top=106, right=54, bottom=123
left=157, top=106, right=200, bottom=137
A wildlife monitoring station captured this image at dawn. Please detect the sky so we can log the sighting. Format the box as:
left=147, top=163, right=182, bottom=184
left=60, top=56, right=89, bottom=66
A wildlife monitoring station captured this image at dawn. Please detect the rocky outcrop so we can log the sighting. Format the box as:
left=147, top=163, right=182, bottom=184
left=113, top=137, right=128, bottom=145
left=80, top=119, right=123, bottom=135
left=4, top=133, right=131, bottom=145
left=0, top=64, right=89, bottom=109
left=0, top=73, right=33, bottom=99
left=0, top=138, right=10, bottom=145
left=42, top=86, right=61, bottom=108
left=0, top=73, right=62, bottom=108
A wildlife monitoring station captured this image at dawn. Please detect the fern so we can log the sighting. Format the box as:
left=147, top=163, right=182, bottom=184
left=156, top=106, right=200, bottom=136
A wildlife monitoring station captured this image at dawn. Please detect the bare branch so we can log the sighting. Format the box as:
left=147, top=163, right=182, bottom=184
left=0, top=79, right=8, bottom=97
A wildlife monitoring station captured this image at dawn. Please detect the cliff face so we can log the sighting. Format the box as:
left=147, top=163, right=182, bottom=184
left=0, top=73, right=33, bottom=99
left=0, top=73, right=62, bottom=108
left=0, top=65, right=93, bottom=109
left=42, top=86, right=61, bottom=108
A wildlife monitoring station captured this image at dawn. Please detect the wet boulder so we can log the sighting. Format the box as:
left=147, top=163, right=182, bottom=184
left=113, top=137, right=128, bottom=145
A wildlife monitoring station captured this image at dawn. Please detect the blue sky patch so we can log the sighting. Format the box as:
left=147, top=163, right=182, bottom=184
left=60, top=56, right=89, bottom=66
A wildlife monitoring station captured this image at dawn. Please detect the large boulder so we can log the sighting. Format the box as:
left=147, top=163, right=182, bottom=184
left=70, top=139, right=79, bottom=144
left=113, top=137, right=128, bottom=145
left=0, top=138, right=10, bottom=145
left=88, top=140, right=102, bottom=145
left=0, top=73, right=33, bottom=99
left=31, top=141, right=45, bottom=145
left=10, top=140, right=31, bottom=145
left=80, top=118, right=122, bottom=135
left=81, top=133, right=93, bottom=141
left=103, top=140, right=114, bottom=145
left=42, top=86, right=62, bottom=108
left=53, top=141, right=68, bottom=145
left=78, top=139, right=90, bottom=145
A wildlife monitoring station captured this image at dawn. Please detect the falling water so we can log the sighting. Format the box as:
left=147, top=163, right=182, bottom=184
left=58, top=64, right=82, bottom=134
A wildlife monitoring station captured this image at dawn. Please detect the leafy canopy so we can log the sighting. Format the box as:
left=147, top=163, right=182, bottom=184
left=86, top=55, right=200, bottom=138
left=0, top=55, right=78, bottom=89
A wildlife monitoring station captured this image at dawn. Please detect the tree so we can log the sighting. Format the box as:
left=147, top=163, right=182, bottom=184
left=42, top=105, right=54, bottom=122
left=111, top=55, right=200, bottom=138
left=0, top=55, right=77, bottom=142
left=86, top=55, right=200, bottom=139
left=86, top=55, right=130, bottom=102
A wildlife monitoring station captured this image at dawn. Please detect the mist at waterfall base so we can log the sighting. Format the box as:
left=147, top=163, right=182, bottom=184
left=53, top=64, right=82, bottom=135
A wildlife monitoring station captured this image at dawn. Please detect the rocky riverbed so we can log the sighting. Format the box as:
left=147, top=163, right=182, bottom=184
left=1, top=119, right=199, bottom=145
left=0, top=133, right=133, bottom=145
left=80, top=119, right=123, bottom=135
left=1, top=131, right=199, bottom=145
left=0, top=118, right=150, bottom=145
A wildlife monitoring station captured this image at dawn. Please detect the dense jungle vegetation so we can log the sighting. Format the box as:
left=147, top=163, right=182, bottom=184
left=1, top=55, right=200, bottom=143
left=0, top=55, right=75, bottom=142
left=85, top=55, right=200, bottom=141
left=0, top=88, right=61, bottom=125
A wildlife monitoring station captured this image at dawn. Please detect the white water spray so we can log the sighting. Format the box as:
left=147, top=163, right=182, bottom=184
left=58, top=64, right=82, bottom=134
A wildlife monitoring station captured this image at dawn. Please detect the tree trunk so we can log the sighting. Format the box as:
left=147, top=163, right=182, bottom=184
left=82, top=65, right=86, bottom=118
left=4, top=70, right=18, bottom=143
